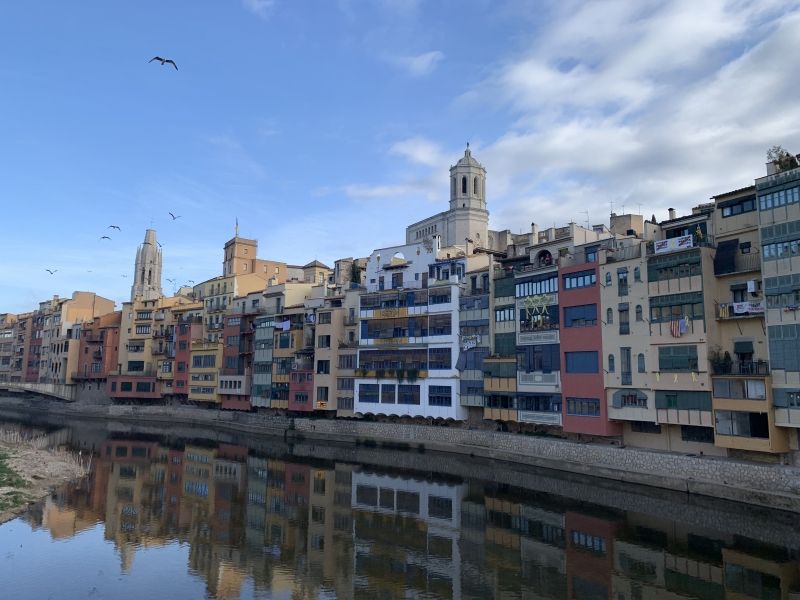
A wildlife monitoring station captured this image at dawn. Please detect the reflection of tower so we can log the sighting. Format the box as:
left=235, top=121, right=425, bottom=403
left=131, top=229, right=163, bottom=301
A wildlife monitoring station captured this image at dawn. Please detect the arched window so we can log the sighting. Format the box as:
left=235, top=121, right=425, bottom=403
left=608, top=354, right=615, bottom=373
left=461, top=176, right=467, bottom=194
left=635, top=305, right=643, bottom=321
left=607, top=308, right=613, bottom=324
left=634, top=266, right=641, bottom=282
left=474, top=176, right=479, bottom=195
left=451, top=177, right=455, bottom=195
left=605, top=272, right=612, bottom=286
left=637, top=353, right=646, bottom=373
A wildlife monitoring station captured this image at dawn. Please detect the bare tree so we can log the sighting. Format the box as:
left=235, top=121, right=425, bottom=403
left=767, top=145, right=799, bottom=172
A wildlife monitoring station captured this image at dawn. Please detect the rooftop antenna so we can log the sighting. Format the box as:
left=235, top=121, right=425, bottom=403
left=637, top=203, right=642, bottom=214
left=581, top=209, right=590, bottom=229
left=609, top=199, right=614, bottom=215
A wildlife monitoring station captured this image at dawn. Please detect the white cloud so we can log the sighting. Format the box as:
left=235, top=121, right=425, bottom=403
left=406, top=1, right=800, bottom=231
left=242, top=0, right=274, bottom=19
left=389, top=137, right=448, bottom=168
left=388, top=51, right=444, bottom=77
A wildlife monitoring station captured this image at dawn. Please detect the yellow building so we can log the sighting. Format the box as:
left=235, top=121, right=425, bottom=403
left=189, top=339, right=224, bottom=404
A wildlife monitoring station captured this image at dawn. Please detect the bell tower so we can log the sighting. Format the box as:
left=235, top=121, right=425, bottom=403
left=131, top=229, right=163, bottom=301
left=449, top=144, right=486, bottom=211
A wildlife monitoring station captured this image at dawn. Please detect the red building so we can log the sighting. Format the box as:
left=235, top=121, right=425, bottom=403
left=559, top=261, right=621, bottom=437
left=288, top=349, right=314, bottom=412
left=564, top=511, right=620, bottom=600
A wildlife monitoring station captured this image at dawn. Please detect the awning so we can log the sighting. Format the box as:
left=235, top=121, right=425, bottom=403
left=734, top=341, right=754, bottom=354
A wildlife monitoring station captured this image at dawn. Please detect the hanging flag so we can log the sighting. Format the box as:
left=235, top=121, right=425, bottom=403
left=670, top=319, right=681, bottom=337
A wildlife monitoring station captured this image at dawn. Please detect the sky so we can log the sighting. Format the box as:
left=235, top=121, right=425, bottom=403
left=2, top=0, right=800, bottom=313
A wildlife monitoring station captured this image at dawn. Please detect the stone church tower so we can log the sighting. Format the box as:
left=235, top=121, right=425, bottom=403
left=131, top=229, right=163, bottom=301
left=406, top=145, right=493, bottom=250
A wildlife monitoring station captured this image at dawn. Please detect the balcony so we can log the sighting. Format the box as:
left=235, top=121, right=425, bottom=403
left=518, top=410, right=562, bottom=426
left=93, top=350, right=103, bottom=360
left=604, top=244, right=643, bottom=263
left=715, top=252, right=761, bottom=276
left=338, top=339, right=359, bottom=349
left=711, top=360, right=770, bottom=376
left=343, top=316, right=359, bottom=326
left=716, top=301, right=765, bottom=320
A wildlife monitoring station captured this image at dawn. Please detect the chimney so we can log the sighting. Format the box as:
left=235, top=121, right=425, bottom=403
left=668, top=208, right=676, bottom=220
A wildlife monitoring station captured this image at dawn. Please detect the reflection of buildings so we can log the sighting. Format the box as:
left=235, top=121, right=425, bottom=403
left=351, top=471, right=466, bottom=599
left=41, top=430, right=800, bottom=600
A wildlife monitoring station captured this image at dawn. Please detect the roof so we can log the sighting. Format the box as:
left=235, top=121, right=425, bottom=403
left=302, top=260, right=331, bottom=270
left=452, top=146, right=484, bottom=170
left=711, top=185, right=756, bottom=200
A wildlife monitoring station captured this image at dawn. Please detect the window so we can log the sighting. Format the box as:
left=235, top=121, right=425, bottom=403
left=226, top=335, right=239, bottom=347
left=316, top=360, right=330, bottom=374
left=565, top=352, right=598, bottom=373
left=635, top=305, right=643, bottom=321
left=120, top=381, right=133, bottom=392
left=563, top=270, right=597, bottom=289
left=637, top=353, right=646, bottom=373
left=338, top=354, right=355, bottom=369
left=135, top=381, right=152, bottom=393
left=631, top=421, right=661, bottom=434
left=474, top=176, right=478, bottom=195
left=658, top=345, right=698, bottom=371
left=136, top=311, right=152, bottom=320
left=398, top=384, right=421, bottom=404
left=495, top=306, right=515, bottom=322
left=428, top=347, right=451, bottom=369
left=633, top=266, right=641, bottom=281
left=680, top=425, right=714, bottom=443
left=380, top=384, right=395, bottom=403
left=605, top=272, right=612, bottom=286
left=563, top=304, right=597, bottom=327
left=127, top=361, right=144, bottom=372
left=740, top=241, right=751, bottom=254
left=429, top=385, right=452, bottom=406
left=606, top=308, right=613, bottom=324
left=429, top=496, right=453, bottom=520
left=621, top=394, right=647, bottom=408
left=608, top=354, right=615, bottom=373
left=461, top=176, right=467, bottom=194
left=317, top=335, right=331, bottom=348
left=359, top=383, right=379, bottom=403
left=567, top=398, right=600, bottom=416
left=721, top=196, right=756, bottom=217
left=515, top=274, right=558, bottom=297
left=617, top=269, right=628, bottom=296
left=316, top=387, right=329, bottom=402
left=391, top=272, right=403, bottom=289
left=135, top=324, right=151, bottom=335
left=318, top=312, right=331, bottom=324
left=619, top=306, right=630, bottom=335
left=337, top=378, right=354, bottom=391
left=191, top=354, right=216, bottom=368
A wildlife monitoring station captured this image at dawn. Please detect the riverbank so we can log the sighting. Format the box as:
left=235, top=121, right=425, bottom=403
left=2, top=395, right=800, bottom=512
left=0, top=436, right=87, bottom=525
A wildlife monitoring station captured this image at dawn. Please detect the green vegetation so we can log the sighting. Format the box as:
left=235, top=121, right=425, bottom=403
left=0, top=450, right=30, bottom=513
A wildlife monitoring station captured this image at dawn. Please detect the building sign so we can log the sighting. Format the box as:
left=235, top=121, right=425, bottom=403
left=732, top=300, right=765, bottom=314
left=654, top=235, right=694, bottom=255
left=461, top=335, right=481, bottom=351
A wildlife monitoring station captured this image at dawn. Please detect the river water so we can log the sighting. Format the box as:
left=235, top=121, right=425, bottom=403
left=0, top=415, right=798, bottom=600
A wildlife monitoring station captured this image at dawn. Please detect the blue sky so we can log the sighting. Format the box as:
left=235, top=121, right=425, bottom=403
left=2, top=0, right=799, bottom=313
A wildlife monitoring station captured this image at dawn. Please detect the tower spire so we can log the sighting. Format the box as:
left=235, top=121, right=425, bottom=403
left=131, top=229, right=163, bottom=301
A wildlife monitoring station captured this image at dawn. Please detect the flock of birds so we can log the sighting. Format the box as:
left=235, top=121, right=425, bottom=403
left=44, top=56, right=184, bottom=290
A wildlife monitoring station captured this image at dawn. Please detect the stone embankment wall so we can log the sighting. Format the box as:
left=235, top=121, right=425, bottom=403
left=1, top=396, right=799, bottom=511
left=292, top=419, right=800, bottom=511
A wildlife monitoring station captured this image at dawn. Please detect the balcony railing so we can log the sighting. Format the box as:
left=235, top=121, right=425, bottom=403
left=715, top=252, right=761, bottom=276
left=710, top=360, right=770, bottom=376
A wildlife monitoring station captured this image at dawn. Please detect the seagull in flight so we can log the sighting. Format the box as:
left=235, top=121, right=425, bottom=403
left=45, top=269, right=57, bottom=275
left=100, top=236, right=111, bottom=240
left=156, top=241, right=163, bottom=248
left=166, top=278, right=176, bottom=284
left=168, top=212, right=181, bottom=220
left=149, top=56, right=178, bottom=70
left=108, top=225, right=121, bottom=230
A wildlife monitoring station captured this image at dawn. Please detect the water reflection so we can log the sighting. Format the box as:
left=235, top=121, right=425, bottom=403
left=5, top=424, right=800, bottom=600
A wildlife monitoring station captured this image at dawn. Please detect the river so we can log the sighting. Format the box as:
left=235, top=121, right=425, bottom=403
left=0, top=414, right=798, bottom=600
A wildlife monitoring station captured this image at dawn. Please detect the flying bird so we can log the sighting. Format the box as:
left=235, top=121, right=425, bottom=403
left=166, top=278, right=176, bottom=284
left=149, top=56, right=178, bottom=70
left=156, top=241, right=163, bottom=248
left=45, top=269, right=57, bottom=275
left=100, top=236, right=111, bottom=240
left=168, top=212, right=181, bottom=220
left=108, top=225, right=121, bottom=230
left=121, top=274, right=127, bottom=278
